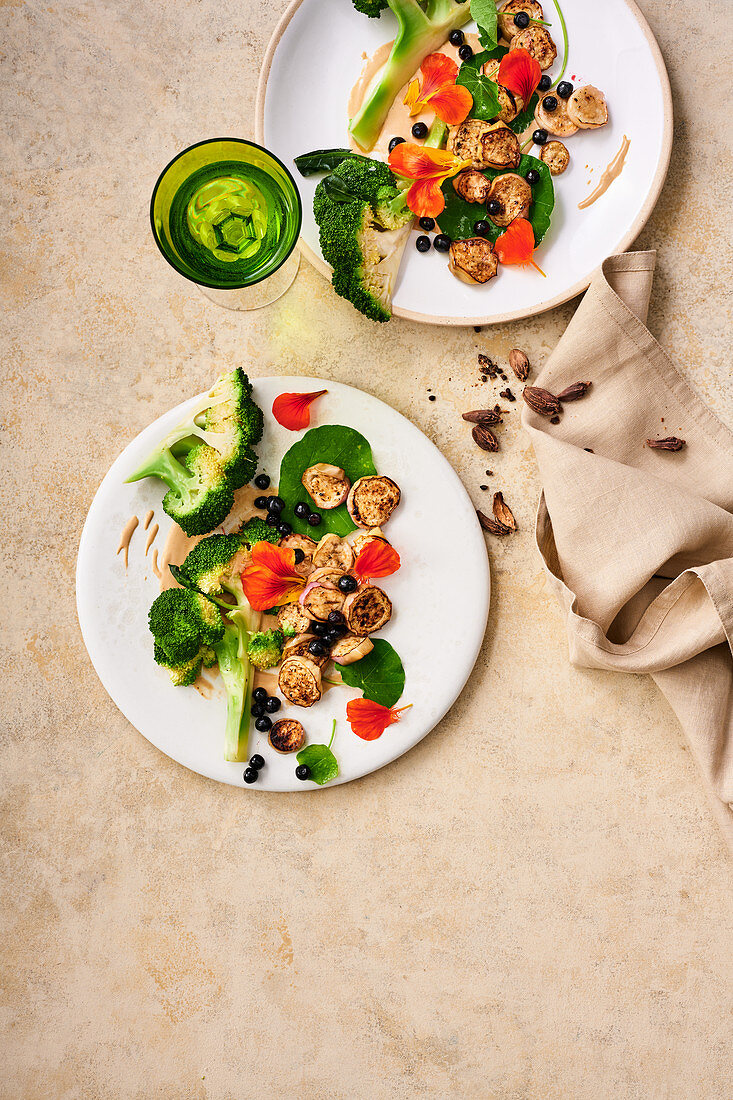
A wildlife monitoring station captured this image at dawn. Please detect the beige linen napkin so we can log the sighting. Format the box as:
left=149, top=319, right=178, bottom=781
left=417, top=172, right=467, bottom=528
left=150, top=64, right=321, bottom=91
left=521, top=252, right=733, bottom=848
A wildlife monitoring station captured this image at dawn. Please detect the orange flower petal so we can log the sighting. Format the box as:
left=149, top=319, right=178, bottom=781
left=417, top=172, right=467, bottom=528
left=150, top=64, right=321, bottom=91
left=272, top=389, right=327, bottom=431
left=419, top=52, right=459, bottom=96
left=498, top=48, right=541, bottom=108
left=426, top=82, right=473, bottom=125
left=388, top=143, right=467, bottom=181
left=405, top=179, right=446, bottom=218
left=346, top=699, right=412, bottom=741
left=353, top=540, right=401, bottom=582
left=494, top=218, right=545, bottom=274
left=241, top=542, right=305, bottom=610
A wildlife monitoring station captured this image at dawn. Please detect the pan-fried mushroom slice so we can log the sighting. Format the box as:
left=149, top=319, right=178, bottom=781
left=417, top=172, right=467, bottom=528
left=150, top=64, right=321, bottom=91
left=539, top=140, right=570, bottom=175
left=498, top=0, right=544, bottom=41
left=283, top=634, right=328, bottom=668
left=448, top=120, right=519, bottom=171
left=534, top=96, right=578, bottom=137
left=301, top=463, right=351, bottom=510
left=278, top=657, right=323, bottom=708
left=302, top=576, right=345, bottom=622
left=279, top=533, right=317, bottom=576
left=277, top=601, right=312, bottom=636
left=481, top=124, right=522, bottom=170
left=330, top=634, right=374, bottom=665
left=343, top=585, right=392, bottom=635
left=449, top=238, right=499, bottom=284
left=486, top=173, right=532, bottom=227
left=269, top=719, right=306, bottom=754
left=567, top=85, right=608, bottom=128
left=510, top=26, right=557, bottom=69
left=496, top=84, right=521, bottom=124
left=347, top=476, right=401, bottom=528
left=312, top=533, right=355, bottom=573
left=351, top=527, right=390, bottom=557
left=453, top=169, right=492, bottom=204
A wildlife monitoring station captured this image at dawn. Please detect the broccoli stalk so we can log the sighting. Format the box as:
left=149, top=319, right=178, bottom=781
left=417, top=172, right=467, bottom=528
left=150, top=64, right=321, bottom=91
left=216, top=602, right=261, bottom=762
left=349, top=0, right=471, bottom=151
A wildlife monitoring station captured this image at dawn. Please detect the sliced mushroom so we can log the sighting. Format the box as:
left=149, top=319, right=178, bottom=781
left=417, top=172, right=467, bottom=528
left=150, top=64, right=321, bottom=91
left=486, top=173, right=533, bottom=227
left=448, top=120, right=520, bottom=171
left=343, top=585, right=392, bottom=635
left=453, top=169, right=492, bottom=204
left=449, top=238, right=499, bottom=284
left=302, top=574, right=345, bottom=621
left=279, top=533, right=317, bottom=576
left=283, top=634, right=328, bottom=668
left=277, top=601, right=312, bottom=636
left=301, top=463, right=351, bottom=510
left=312, top=532, right=355, bottom=573
left=510, top=26, right=557, bottom=69
left=269, top=718, right=306, bottom=753
left=539, top=140, right=570, bottom=175
left=481, top=123, right=522, bottom=170
left=496, top=84, right=521, bottom=125
left=534, top=96, right=578, bottom=137
left=498, top=0, right=544, bottom=41
left=347, top=476, right=401, bottom=529
left=278, top=657, right=323, bottom=708
left=567, top=85, right=608, bottom=128
left=330, top=634, right=374, bottom=665
left=350, top=527, right=390, bottom=557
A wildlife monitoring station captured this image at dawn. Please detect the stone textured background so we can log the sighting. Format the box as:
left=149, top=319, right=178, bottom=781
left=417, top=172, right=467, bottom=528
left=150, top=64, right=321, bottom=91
left=2, top=1, right=731, bottom=1096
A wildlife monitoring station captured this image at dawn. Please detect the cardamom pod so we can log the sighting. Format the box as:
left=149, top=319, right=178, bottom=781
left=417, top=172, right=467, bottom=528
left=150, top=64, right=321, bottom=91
left=477, top=509, right=512, bottom=535
left=646, top=437, right=686, bottom=451
left=462, top=409, right=503, bottom=424
left=522, top=386, right=561, bottom=417
left=492, top=492, right=517, bottom=530
left=557, top=381, right=592, bottom=401
left=508, top=349, right=530, bottom=381
left=472, top=424, right=500, bottom=451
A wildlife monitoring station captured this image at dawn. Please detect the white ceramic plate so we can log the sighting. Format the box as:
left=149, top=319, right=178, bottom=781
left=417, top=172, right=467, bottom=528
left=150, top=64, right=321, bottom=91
left=256, top=0, right=672, bottom=325
left=77, top=378, right=490, bottom=790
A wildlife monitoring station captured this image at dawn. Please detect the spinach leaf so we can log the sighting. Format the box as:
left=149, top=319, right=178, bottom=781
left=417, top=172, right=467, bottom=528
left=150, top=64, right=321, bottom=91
left=336, top=639, right=405, bottom=708
left=470, top=0, right=498, bottom=50
left=456, top=62, right=500, bottom=122
left=296, top=719, right=339, bottom=785
left=278, top=425, right=377, bottom=537
left=510, top=92, right=539, bottom=134
left=438, top=153, right=554, bottom=245
left=294, top=148, right=354, bottom=176
left=322, top=174, right=360, bottom=203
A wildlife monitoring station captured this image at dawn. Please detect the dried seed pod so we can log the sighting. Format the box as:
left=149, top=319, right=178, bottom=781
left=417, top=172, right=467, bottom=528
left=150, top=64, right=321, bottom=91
left=557, top=381, right=592, bottom=401
left=508, top=349, right=530, bottom=381
left=523, top=386, right=562, bottom=417
left=477, top=509, right=512, bottom=535
left=472, top=424, right=500, bottom=452
left=646, top=437, right=686, bottom=451
left=462, top=409, right=503, bottom=424
left=492, top=492, right=517, bottom=531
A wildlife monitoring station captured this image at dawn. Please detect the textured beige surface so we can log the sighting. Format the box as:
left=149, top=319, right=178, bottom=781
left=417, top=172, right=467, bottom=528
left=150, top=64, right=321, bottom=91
left=2, top=1, right=732, bottom=1097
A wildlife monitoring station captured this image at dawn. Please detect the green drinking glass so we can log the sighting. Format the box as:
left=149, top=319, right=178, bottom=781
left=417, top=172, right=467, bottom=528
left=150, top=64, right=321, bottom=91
left=150, top=138, right=302, bottom=310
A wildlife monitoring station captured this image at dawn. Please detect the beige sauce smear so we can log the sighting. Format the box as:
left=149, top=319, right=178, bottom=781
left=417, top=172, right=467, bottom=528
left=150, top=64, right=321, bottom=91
left=116, top=516, right=139, bottom=568
left=143, top=509, right=154, bottom=530
left=578, top=135, right=630, bottom=209
left=145, top=523, right=159, bottom=556
left=151, top=549, right=161, bottom=579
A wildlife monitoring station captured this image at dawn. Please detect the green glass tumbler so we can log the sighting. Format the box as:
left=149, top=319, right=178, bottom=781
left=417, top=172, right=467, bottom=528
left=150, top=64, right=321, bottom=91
left=150, top=138, right=302, bottom=310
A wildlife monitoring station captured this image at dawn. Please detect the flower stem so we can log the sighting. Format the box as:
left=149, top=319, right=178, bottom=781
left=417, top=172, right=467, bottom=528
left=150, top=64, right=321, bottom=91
left=548, top=0, right=569, bottom=89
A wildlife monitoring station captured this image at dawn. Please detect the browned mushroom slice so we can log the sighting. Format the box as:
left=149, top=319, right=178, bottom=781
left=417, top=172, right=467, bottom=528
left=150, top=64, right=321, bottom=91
left=496, top=84, right=520, bottom=124
left=302, top=576, right=345, bottom=622
left=539, top=140, right=570, bottom=175
left=347, top=476, right=401, bottom=529
left=282, top=634, right=328, bottom=668
left=448, top=238, right=499, bottom=284
left=498, top=0, right=544, bottom=41
left=486, top=173, right=533, bottom=227
left=350, top=527, right=390, bottom=557
left=330, top=634, right=374, bottom=666
left=301, top=463, right=351, bottom=510
left=481, top=124, right=521, bottom=170
left=567, top=85, right=608, bottom=129
left=278, top=657, right=323, bottom=707
left=312, top=533, right=355, bottom=573
left=534, top=96, right=578, bottom=137
left=447, top=119, right=500, bottom=169
left=279, top=533, right=317, bottom=576
left=269, top=719, right=306, bottom=754
left=510, top=26, right=557, bottom=69
left=277, top=602, right=312, bottom=636
left=453, top=169, right=492, bottom=204
left=343, top=585, right=392, bottom=635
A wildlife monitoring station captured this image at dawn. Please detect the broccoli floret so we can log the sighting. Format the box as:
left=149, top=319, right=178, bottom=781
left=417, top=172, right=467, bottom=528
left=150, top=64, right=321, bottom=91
left=313, top=158, right=413, bottom=323
left=153, top=644, right=205, bottom=687
left=353, top=0, right=388, bottom=15
left=177, top=533, right=249, bottom=599
left=247, top=629, right=285, bottom=671
left=239, top=517, right=280, bottom=547
left=349, top=0, right=471, bottom=151
left=149, top=587, right=224, bottom=670
left=126, top=368, right=262, bottom=535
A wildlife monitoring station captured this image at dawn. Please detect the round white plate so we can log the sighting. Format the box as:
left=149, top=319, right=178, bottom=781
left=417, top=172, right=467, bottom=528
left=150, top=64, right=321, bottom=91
left=77, top=378, right=490, bottom=790
left=256, top=0, right=672, bottom=326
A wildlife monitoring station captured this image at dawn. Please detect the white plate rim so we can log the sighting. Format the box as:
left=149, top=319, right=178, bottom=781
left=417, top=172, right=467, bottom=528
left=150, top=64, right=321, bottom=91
left=255, top=0, right=673, bottom=327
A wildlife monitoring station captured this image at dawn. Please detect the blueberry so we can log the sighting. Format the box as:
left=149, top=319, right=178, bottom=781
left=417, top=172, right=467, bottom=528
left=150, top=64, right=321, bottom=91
left=532, top=128, right=548, bottom=145
left=338, top=574, right=358, bottom=594
left=448, top=29, right=464, bottom=46
left=308, top=640, right=327, bottom=658
left=243, top=767, right=258, bottom=784
left=249, top=754, right=265, bottom=771
left=419, top=216, right=435, bottom=231
left=474, top=219, right=491, bottom=237
left=251, top=702, right=265, bottom=718
left=278, top=522, right=292, bottom=537
left=265, top=696, right=281, bottom=714
left=254, top=474, right=270, bottom=490
left=388, top=136, right=405, bottom=153
left=295, top=764, right=311, bottom=781
left=557, top=80, right=574, bottom=99
left=307, top=512, right=322, bottom=527
left=265, top=513, right=279, bottom=527
left=542, top=95, right=558, bottom=112
left=411, top=122, right=428, bottom=140
left=253, top=687, right=268, bottom=704
left=525, top=168, right=540, bottom=185
left=327, top=610, right=345, bottom=626
left=267, top=496, right=284, bottom=514
left=294, top=502, right=310, bottom=519
left=293, top=548, right=305, bottom=564
left=538, top=75, right=552, bottom=92
left=487, top=199, right=502, bottom=216
left=312, top=621, right=329, bottom=637
left=254, top=495, right=268, bottom=509
left=513, top=11, right=529, bottom=28
left=416, top=235, right=431, bottom=253
left=458, top=44, right=473, bottom=61
left=255, top=715, right=272, bottom=733
left=325, top=629, right=343, bottom=645
left=434, top=234, right=451, bottom=252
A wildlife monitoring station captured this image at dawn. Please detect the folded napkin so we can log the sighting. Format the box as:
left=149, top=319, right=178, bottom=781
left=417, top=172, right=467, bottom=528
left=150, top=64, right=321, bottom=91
left=522, top=252, right=733, bottom=848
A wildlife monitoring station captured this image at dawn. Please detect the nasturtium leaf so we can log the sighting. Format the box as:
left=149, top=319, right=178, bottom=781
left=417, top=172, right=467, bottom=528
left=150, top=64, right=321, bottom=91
left=296, top=743, right=339, bottom=785
left=294, top=149, right=355, bottom=176
left=456, top=63, right=501, bottom=122
left=336, top=639, right=405, bottom=708
left=278, top=425, right=377, bottom=537
left=438, top=153, right=554, bottom=245
left=470, top=0, right=498, bottom=50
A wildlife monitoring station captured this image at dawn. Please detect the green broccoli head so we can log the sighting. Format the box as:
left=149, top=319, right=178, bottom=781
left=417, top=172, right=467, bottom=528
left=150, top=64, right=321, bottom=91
left=149, top=587, right=224, bottom=667
left=203, top=367, right=262, bottom=483
left=179, top=533, right=249, bottom=598
left=239, top=517, right=280, bottom=547
left=352, top=0, right=388, bottom=15
left=153, top=643, right=205, bottom=687
left=247, top=629, right=285, bottom=671
left=161, top=444, right=234, bottom=537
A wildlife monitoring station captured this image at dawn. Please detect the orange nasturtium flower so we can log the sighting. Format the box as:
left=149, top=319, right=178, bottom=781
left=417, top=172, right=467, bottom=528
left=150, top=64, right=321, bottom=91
left=353, top=540, right=401, bottom=582
left=388, top=143, right=471, bottom=219
left=241, top=542, right=305, bottom=611
left=346, top=698, right=413, bottom=741
left=494, top=218, right=546, bottom=276
left=272, top=389, right=327, bottom=431
left=404, top=53, right=473, bottom=125
left=497, top=48, right=542, bottom=109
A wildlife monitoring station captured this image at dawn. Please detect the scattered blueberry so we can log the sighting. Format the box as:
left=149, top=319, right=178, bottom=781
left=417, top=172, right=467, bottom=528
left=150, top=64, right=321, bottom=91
left=538, top=75, right=552, bottom=92
left=449, top=29, right=464, bottom=46
left=513, top=11, right=529, bottom=28
left=474, top=219, right=491, bottom=237
left=388, top=136, right=405, bottom=153
left=416, top=235, right=431, bottom=253
left=312, top=621, right=329, bottom=637
left=307, top=511, right=322, bottom=527
left=267, top=496, right=284, bottom=515
left=419, top=216, right=435, bottom=231
left=532, top=128, right=548, bottom=145
left=487, top=199, right=502, bottom=216
left=254, top=474, right=270, bottom=490
left=525, top=168, right=540, bottom=185
left=293, top=548, right=305, bottom=564
left=458, top=44, right=473, bottom=61
left=251, top=702, right=265, bottom=718
left=265, top=697, right=281, bottom=714
left=434, top=234, right=451, bottom=252
left=338, top=575, right=358, bottom=594
left=294, top=501, right=310, bottom=519
left=308, top=640, right=327, bottom=658
left=411, top=121, right=428, bottom=140
left=295, top=764, right=311, bottom=781
left=278, top=522, right=292, bottom=537
left=542, top=94, right=558, bottom=112
left=265, top=513, right=279, bottom=527
left=243, top=766, right=258, bottom=784
left=253, top=687, right=268, bottom=704
left=249, top=754, right=265, bottom=771
left=255, top=715, right=272, bottom=733
left=327, top=610, right=345, bottom=626
left=557, top=80, right=574, bottom=99
left=254, top=495, right=268, bottom=509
